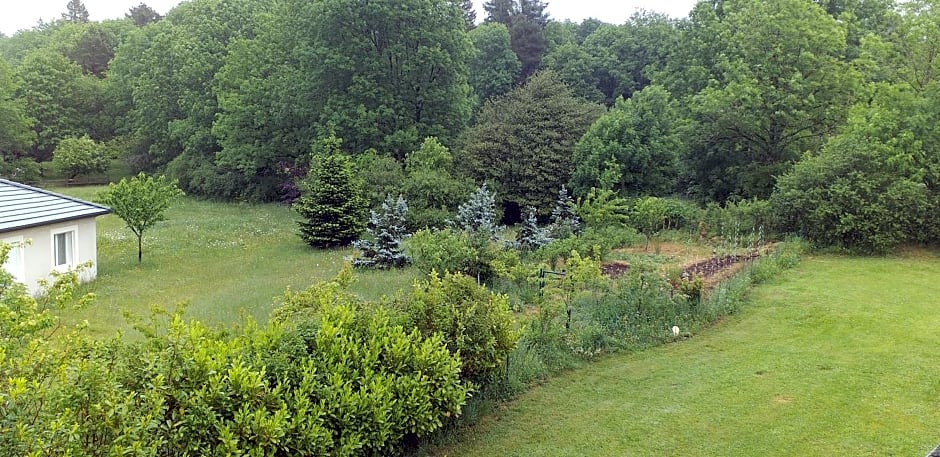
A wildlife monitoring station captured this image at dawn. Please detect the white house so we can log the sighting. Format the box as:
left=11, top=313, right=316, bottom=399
left=0, top=179, right=111, bottom=295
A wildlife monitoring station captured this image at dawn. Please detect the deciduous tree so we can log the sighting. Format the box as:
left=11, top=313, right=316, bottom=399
left=570, top=85, right=683, bottom=196
left=97, top=172, right=184, bottom=263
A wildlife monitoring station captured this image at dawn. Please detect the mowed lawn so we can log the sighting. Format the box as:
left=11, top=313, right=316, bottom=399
left=53, top=186, right=420, bottom=338
left=432, top=254, right=940, bottom=456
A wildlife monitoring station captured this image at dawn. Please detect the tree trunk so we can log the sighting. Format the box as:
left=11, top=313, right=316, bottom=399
left=137, top=234, right=143, bottom=263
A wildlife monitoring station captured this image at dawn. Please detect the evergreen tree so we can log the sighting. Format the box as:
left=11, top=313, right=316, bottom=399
left=62, top=0, right=90, bottom=23
left=548, top=185, right=581, bottom=239
left=460, top=0, right=477, bottom=30
left=459, top=71, right=604, bottom=220
left=126, top=2, right=162, bottom=27
left=453, top=183, right=501, bottom=241
left=516, top=207, right=551, bottom=252
left=293, top=135, right=367, bottom=248
left=353, top=194, right=411, bottom=269
left=483, top=0, right=549, bottom=82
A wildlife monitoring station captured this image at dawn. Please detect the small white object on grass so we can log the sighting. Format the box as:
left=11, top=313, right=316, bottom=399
left=671, top=325, right=680, bottom=337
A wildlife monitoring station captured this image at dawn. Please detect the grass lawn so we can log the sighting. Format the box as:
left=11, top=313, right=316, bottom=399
left=52, top=186, right=420, bottom=338
left=429, top=254, right=940, bottom=456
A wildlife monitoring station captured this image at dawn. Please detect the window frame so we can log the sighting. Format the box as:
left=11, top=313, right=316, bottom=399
left=51, top=226, right=78, bottom=270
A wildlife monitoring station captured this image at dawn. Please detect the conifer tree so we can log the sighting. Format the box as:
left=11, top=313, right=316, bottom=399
left=548, top=185, right=581, bottom=239
left=62, top=0, right=90, bottom=23
left=453, top=183, right=501, bottom=241
left=353, top=194, right=411, bottom=269
left=516, top=206, right=551, bottom=252
left=293, top=135, right=367, bottom=248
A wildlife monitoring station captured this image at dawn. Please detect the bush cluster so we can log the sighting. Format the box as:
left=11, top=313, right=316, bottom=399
left=1, top=259, right=470, bottom=456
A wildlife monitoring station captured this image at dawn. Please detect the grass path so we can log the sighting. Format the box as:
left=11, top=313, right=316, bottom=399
left=432, top=255, right=940, bottom=456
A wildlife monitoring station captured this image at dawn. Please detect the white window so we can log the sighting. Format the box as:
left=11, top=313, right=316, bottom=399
left=51, top=227, right=77, bottom=269
left=2, top=236, right=26, bottom=283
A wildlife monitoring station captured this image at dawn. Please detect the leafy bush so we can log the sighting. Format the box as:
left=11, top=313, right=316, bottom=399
left=401, top=137, right=473, bottom=229
left=0, top=157, right=40, bottom=184
left=395, top=271, right=519, bottom=383
left=406, top=228, right=478, bottom=275
left=576, top=187, right=630, bottom=228
left=354, top=149, right=405, bottom=208
left=631, top=196, right=669, bottom=249
left=535, top=225, right=640, bottom=269
left=1, top=263, right=469, bottom=456
left=52, top=135, right=110, bottom=179
left=771, top=133, right=930, bottom=252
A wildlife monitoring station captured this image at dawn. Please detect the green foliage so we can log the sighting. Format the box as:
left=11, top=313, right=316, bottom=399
left=406, top=228, right=478, bottom=276
left=294, top=135, right=368, bottom=248
left=396, top=271, right=519, bottom=383
left=353, top=194, right=411, bottom=269
left=515, top=207, right=552, bottom=253
left=547, top=185, right=581, bottom=240
left=683, top=0, right=859, bottom=201
left=469, top=23, right=521, bottom=103
left=0, top=157, right=40, bottom=184
left=0, top=59, right=34, bottom=161
left=459, top=71, right=605, bottom=218
left=14, top=48, right=101, bottom=161
left=126, top=2, right=163, bottom=26
left=354, top=149, right=405, bottom=208
left=401, top=137, right=473, bottom=229
left=52, top=135, right=109, bottom=179
left=535, top=225, right=640, bottom=269
left=97, top=172, right=184, bottom=263
left=111, top=0, right=266, bottom=197
left=570, top=86, right=683, bottom=196
left=453, top=183, right=502, bottom=243
left=2, top=260, right=468, bottom=455
left=631, top=196, right=669, bottom=249
left=576, top=187, right=631, bottom=228
left=771, top=81, right=940, bottom=252
left=302, top=0, right=473, bottom=157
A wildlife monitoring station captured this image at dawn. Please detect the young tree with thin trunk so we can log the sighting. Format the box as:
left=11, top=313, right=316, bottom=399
left=97, top=172, right=184, bottom=263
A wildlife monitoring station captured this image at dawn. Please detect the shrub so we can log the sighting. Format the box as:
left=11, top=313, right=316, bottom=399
left=2, top=265, right=469, bottom=456
left=395, top=271, right=519, bottom=383
left=406, top=228, right=478, bottom=275
left=401, top=137, right=473, bottom=229
left=535, top=225, right=640, bottom=269
left=576, top=187, right=630, bottom=228
left=771, top=133, right=929, bottom=252
left=52, top=135, right=110, bottom=180
left=354, top=149, right=405, bottom=208
left=546, top=185, right=581, bottom=239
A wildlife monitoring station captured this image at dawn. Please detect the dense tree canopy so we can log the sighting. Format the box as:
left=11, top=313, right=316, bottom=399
left=458, top=71, right=604, bottom=220
left=0, top=0, right=939, bottom=250
left=569, top=85, right=684, bottom=197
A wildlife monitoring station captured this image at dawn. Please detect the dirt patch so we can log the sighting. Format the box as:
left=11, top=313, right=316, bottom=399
left=773, top=395, right=794, bottom=404
left=600, top=261, right=630, bottom=278
left=616, top=241, right=711, bottom=258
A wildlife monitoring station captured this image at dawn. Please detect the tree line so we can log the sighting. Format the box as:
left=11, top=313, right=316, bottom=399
left=1, top=0, right=939, bottom=251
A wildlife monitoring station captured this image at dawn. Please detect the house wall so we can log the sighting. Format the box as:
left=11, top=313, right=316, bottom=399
left=0, top=217, right=99, bottom=295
